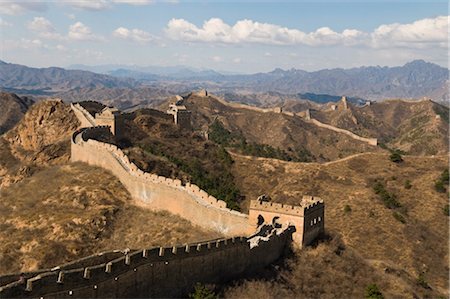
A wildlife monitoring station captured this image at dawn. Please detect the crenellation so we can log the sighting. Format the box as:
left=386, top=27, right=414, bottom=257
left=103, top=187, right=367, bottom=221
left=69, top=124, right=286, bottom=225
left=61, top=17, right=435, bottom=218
left=63, top=103, right=326, bottom=298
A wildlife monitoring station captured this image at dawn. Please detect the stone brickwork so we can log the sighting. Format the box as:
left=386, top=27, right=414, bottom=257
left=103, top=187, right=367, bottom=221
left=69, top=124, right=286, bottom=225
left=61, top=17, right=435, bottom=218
left=71, top=126, right=251, bottom=236
left=71, top=103, right=123, bottom=137
left=166, top=103, right=192, bottom=129
left=0, top=227, right=294, bottom=298
left=248, top=196, right=324, bottom=247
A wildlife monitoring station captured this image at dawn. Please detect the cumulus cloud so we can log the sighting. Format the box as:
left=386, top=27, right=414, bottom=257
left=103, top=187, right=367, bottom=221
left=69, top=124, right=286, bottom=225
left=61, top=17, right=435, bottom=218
left=113, top=27, right=155, bottom=43
left=68, top=0, right=110, bottom=11
left=68, top=22, right=103, bottom=41
left=27, top=17, right=65, bottom=40
left=112, top=0, right=153, bottom=5
left=0, top=1, right=47, bottom=15
left=165, top=16, right=448, bottom=48
left=371, top=16, right=449, bottom=48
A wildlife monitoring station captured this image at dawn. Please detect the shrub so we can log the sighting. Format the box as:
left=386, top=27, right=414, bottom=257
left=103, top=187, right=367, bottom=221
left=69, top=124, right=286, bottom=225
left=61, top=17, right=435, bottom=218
left=435, top=180, right=446, bottom=193
left=189, top=283, right=217, bottom=299
left=365, top=284, right=384, bottom=299
left=207, top=119, right=233, bottom=146
left=392, top=211, right=406, bottom=224
left=435, top=169, right=449, bottom=193
left=372, top=182, right=401, bottom=209
left=443, top=204, right=449, bottom=216
left=404, top=180, right=412, bottom=189
left=344, top=205, right=352, bottom=213
left=416, top=274, right=430, bottom=289
left=389, top=151, right=403, bottom=163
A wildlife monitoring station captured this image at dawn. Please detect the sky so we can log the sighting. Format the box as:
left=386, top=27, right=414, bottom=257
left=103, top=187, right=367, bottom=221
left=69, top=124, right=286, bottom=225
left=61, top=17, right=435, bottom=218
left=0, top=0, right=448, bottom=73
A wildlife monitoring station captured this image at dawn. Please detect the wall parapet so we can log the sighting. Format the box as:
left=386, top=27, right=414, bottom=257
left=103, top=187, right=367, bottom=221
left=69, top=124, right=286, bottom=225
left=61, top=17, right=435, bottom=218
left=0, top=227, right=294, bottom=298
left=71, top=125, right=250, bottom=238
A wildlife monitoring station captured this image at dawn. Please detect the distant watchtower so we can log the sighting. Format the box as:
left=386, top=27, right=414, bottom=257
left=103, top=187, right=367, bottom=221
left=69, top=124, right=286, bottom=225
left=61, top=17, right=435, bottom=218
left=95, top=107, right=122, bottom=137
left=248, top=196, right=324, bottom=247
left=167, top=103, right=192, bottom=130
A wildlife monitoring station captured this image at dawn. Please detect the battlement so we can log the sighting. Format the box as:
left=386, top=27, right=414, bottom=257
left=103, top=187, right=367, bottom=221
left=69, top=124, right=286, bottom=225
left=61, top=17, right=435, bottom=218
left=249, top=200, right=304, bottom=216
left=0, top=227, right=293, bottom=298
left=71, top=125, right=251, bottom=237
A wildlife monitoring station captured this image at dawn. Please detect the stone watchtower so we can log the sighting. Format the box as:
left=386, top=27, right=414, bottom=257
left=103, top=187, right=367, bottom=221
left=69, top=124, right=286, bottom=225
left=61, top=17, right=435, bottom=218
left=248, top=196, right=324, bottom=247
left=167, top=103, right=192, bottom=130
left=94, top=107, right=123, bottom=138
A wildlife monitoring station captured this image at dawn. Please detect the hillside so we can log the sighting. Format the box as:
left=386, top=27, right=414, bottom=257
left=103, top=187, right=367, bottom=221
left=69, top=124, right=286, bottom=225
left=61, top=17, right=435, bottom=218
left=164, top=93, right=380, bottom=162
left=226, top=152, right=449, bottom=298
left=311, top=99, right=449, bottom=155
left=0, top=99, right=220, bottom=275
left=0, top=162, right=220, bottom=275
left=0, top=92, right=34, bottom=135
left=114, top=108, right=243, bottom=209
left=3, top=99, right=80, bottom=166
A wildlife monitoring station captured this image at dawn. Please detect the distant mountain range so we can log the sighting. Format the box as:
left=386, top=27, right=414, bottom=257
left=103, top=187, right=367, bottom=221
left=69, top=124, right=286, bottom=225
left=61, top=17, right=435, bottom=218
left=1, top=59, right=448, bottom=103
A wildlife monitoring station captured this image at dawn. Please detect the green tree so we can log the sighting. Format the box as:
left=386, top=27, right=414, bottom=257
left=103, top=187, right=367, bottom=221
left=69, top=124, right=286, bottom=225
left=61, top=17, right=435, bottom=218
left=365, top=284, right=384, bottom=299
left=389, top=151, right=403, bottom=163
left=189, top=283, right=217, bottom=299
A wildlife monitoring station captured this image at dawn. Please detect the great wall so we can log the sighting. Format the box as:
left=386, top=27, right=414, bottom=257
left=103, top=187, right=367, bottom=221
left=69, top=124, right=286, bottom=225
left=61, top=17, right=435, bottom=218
left=0, top=95, right=325, bottom=298
left=197, top=90, right=378, bottom=147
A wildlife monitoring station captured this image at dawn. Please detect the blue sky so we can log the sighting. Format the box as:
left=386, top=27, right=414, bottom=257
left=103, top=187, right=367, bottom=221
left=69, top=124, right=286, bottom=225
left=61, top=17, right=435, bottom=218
left=0, top=1, right=448, bottom=73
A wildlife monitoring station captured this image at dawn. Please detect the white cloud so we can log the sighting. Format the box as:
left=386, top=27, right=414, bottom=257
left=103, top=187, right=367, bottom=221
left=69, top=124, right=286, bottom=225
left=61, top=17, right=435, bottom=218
left=371, top=16, right=449, bottom=48
left=69, top=0, right=110, bottom=11
left=56, top=44, right=67, bottom=51
left=28, top=16, right=53, bottom=32
left=112, top=0, right=153, bottom=5
left=165, top=16, right=448, bottom=49
left=3, top=38, right=47, bottom=51
left=65, top=13, right=76, bottom=20
left=212, top=55, right=223, bottom=62
left=0, top=1, right=47, bottom=15
left=232, top=58, right=241, bottom=64
left=27, top=17, right=63, bottom=40
left=68, top=22, right=103, bottom=41
left=113, top=27, right=155, bottom=43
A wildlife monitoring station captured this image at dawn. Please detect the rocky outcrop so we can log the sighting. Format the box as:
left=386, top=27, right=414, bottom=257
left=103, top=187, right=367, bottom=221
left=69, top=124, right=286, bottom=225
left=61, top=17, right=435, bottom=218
left=4, top=99, right=80, bottom=164
left=0, top=92, right=34, bottom=135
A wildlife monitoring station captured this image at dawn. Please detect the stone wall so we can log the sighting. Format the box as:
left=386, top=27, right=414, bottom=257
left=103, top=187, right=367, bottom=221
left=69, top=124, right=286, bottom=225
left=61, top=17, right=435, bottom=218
left=0, top=228, right=293, bottom=298
left=71, top=103, right=96, bottom=127
left=207, top=94, right=376, bottom=146
left=309, top=118, right=378, bottom=146
left=71, top=127, right=251, bottom=236
left=248, top=197, right=324, bottom=247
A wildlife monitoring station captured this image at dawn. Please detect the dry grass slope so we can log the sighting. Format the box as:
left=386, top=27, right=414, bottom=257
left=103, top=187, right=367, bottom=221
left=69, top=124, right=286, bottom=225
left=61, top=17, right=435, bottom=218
left=228, top=152, right=449, bottom=298
left=0, top=162, right=220, bottom=275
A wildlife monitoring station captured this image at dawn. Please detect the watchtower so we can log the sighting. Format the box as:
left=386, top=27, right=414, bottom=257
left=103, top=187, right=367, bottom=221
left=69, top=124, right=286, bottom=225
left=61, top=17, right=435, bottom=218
left=94, top=107, right=122, bottom=137
left=248, top=195, right=324, bottom=247
left=167, top=104, right=192, bottom=130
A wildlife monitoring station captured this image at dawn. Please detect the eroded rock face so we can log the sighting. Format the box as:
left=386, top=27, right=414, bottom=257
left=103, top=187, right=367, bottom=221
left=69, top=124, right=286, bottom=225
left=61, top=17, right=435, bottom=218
left=4, top=99, right=80, bottom=164
left=0, top=92, right=34, bottom=135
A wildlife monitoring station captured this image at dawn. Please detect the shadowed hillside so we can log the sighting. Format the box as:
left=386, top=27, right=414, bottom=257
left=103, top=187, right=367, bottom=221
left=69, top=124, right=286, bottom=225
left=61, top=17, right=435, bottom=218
left=117, top=108, right=243, bottom=209
left=226, top=152, right=449, bottom=298
left=0, top=92, right=34, bottom=135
